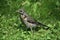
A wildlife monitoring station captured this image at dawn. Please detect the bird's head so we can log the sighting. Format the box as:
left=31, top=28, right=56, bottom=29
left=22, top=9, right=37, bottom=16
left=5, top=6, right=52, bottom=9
left=16, top=8, right=24, bottom=15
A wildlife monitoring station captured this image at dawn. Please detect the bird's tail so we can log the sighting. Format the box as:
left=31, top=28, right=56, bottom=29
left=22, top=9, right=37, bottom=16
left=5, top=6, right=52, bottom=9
left=37, top=22, right=49, bottom=30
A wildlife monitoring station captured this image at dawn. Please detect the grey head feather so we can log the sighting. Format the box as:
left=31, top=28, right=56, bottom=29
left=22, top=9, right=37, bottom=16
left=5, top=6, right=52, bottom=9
left=16, top=8, right=28, bottom=16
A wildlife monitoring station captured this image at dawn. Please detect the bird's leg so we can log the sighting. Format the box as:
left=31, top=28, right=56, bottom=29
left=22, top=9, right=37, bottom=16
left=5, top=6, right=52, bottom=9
left=31, top=27, right=32, bottom=32
left=33, top=27, right=35, bottom=33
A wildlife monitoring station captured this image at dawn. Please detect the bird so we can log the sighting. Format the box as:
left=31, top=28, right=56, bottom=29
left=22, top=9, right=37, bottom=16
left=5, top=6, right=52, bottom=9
left=16, top=8, right=49, bottom=32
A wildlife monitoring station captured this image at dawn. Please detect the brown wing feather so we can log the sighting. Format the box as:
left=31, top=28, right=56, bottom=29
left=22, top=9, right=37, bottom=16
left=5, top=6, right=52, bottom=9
left=27, top=17, right=37, bottom=24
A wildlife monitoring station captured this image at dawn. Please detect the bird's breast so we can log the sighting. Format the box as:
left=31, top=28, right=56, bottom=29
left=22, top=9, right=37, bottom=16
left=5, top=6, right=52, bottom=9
left=21, top=15, right=27, bottom=20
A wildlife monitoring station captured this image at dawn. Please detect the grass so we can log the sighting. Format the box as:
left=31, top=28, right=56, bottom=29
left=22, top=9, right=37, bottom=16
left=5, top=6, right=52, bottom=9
left=0, top=0, right=60, bottom=40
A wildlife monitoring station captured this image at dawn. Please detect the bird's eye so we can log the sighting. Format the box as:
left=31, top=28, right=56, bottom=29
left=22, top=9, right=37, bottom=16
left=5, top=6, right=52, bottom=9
left=20, top=10, right=22, bottom=12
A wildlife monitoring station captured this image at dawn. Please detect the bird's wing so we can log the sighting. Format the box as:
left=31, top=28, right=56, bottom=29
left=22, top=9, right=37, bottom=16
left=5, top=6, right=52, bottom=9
left=27, top=16, right=45, bottom=25
left=27, top=16, right=47, bottom=26
left=27, top=16, right=49, bottom=29
left=27, top=17, right=37, bottom=24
